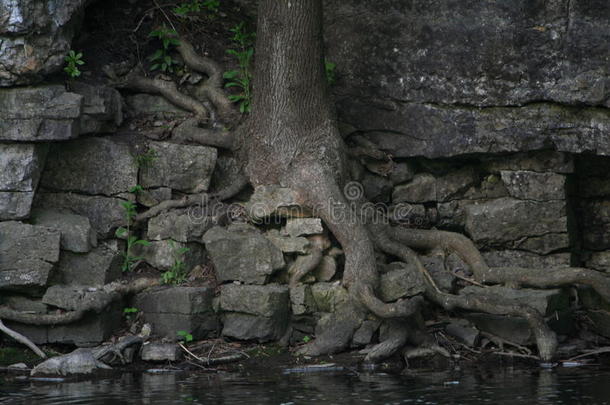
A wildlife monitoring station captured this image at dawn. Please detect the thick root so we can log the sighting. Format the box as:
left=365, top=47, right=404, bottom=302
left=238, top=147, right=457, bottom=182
left=0, top=278, right=158, bottom=326
left=173, top=118, right=235, bottom=149
left=0, top=319, right=46, bottom=359
left=363, top=320, right=409, bottom=363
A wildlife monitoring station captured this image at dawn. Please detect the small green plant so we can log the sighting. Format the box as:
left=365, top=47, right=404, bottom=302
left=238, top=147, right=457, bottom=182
left=132, top=149, right=158, bottom=168
left=224, top=22, right=255, bottom=113
left=123, top=307, right=139, bottom=321
left=64, top=50, right=85, bottom=78
left=302, top=335, right=311, bottom=343
left=162, top=240, right=191, bottom=284
left=174, top=0, right=219, bottom=16
left=116, top=197, right=150, bottom=272
left=177, top=330, right=193, bottom=343
left=325, top=60, right=336, bottom=86
left=148, top=26, right=180, bottom=73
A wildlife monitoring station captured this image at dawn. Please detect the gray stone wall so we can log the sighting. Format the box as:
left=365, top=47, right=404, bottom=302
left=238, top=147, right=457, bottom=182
left=0, top=0, right=609, bottom=346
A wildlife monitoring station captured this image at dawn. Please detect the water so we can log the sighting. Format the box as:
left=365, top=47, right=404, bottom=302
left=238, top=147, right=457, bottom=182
left=1, top=365, right=610, bottom=404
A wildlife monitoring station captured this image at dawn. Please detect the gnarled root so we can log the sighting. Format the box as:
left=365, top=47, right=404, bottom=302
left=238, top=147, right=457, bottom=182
left=134, top=175, right=248, bottom=222
left=0, top=278, right=159, bottom=326
left=173, top=118, right=235, bottom=150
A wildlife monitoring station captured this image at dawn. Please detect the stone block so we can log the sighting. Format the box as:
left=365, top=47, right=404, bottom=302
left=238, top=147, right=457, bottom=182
left=47, top=302, right=122, bottom=347
left=0, top=143, right=48, bottom=192
left=139, top=141, right=217, bottom=193
left=203, top=226, right=284, bottom=284
left=70, top=82, right=123, bottom=134
left=133, top=240, right=204, bottom=272
left=311, top=282, right=349, bottom=313
left=125, top=94, right=190, bottom=116
left=460, top=285, right=569, bottom=316
left=0, top=221, right=60, bottom=291
left=265, top=229, right=309, bottom=254
left=0, top=191, right=35, bottom=220
left=141, top=343, right=183, bottom=362
left=147, top=208, right=213, bottom=243
left=41, top=137, right=137, bottom=196
left=55, top=240, right=122, bottom=286
left=378, top=262, right=425, bottom=302
left=30, top=208, right=97, bottom=253
left=245, top=185, right=310, bottom=220
left=290, top=285, right=315, bottom=315
left=220, top=284, right=289, bottom=318
left=500, top=171, right=565, bottom=201
left=284, top=218, right=324, bottom=237
left=482, top=250, right=571, bottom=269
left=0, top=86, right=82, bottom=140
left=221, top=313, right=287, bottom=342
left=34, top=192, right=126, bottom=238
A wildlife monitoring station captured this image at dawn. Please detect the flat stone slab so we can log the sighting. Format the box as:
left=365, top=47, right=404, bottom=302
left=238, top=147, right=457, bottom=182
left=0, top=143, right=48, bottom=192
left=0, top=191, right=35, bottom=220
left=147, top=208, right=214, bottom=243
left=459, top=285, right=569, bottom=316
left=221, top=313, right=287, bottom=342
left=133, top=240, right=205, bottom=272
left=134, top=286, right=215, bottom=315
left=283, top=218, right=324, bottom=237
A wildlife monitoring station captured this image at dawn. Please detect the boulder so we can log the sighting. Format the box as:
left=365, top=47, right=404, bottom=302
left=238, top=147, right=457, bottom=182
left=203, top=226, right=285, bottom=284
left=139, top=141, right=217, bottom=193
left=0, top=85, right=82, bottom=141
left=378, top=262, right=425, bottom=302
left=0, top=221, right=60, bottom=291
left=41, top=137, right=137, bottom=196
left=30, top=208, right=97, bottom=253
left=31, top=349, right=110, bottom=376
left=0, top=0, right=89, bottom=86
left=55, top=240, right=122, bottom=286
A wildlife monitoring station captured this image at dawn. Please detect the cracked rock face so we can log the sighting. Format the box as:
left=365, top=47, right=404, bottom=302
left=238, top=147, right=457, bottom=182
left=324, top=0, right=610, bottom=158
left=0, top=0, right=91, bottom=86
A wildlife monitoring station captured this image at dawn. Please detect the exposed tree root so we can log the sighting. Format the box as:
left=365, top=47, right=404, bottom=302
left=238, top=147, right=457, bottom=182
left=0, top=278, right=158, bottom=326
left=134, top=174, right=248, bottom=222
left=173, top=118, right=235, bottom=150
left=176, top=38, right=236, bottom=123
left=0, top=319, right=46, bottom=359
left=288, top=247, right=323, bottom=287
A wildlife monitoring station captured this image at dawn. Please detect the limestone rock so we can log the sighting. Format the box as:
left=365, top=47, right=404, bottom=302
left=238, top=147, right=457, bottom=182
left=220, top=284, right=289, bottom=318
left=55, top=240, right=122, bottom=286
left=500, top=171, right=565, bottom=201
left=0, top=85, right=82, bottom=140
left=284, top=218, right=324, bottom=237
left=47, top=304, right=122, bottom=347
left=265, top=229, right=309, bottom=254
left=203, top=226, right=284, bottom=284
left=139, top=141, right=217, bottom=193
left=41, top=137, right=137, bottom=196
left=70, top=82, right=123, bottom=134
left=464, top=198, right=568, bottom=254
left=378, top=262, right=425, bottom=302
left=35, top=192, right=126, bottom=238
left=220, top=284, right=289, bottom=342
left=133, top=240, right=204, bottom=272
left=0, top=0, right=89, bottom=86
left=134, top=286, right=218, bottom=340
left=42, top=285, right=113, bottom=311
left=586, top=251, right=610, bottom=272
left=352, top=320, right=381, bottom=347
left=31, top=349, right=110, bottom=376
left=147, top=208, right=214, bottom=243
left=0, top=143, right=48, bottom=192
left=482, top=250, right=571, bottom=269
left=30, top=208, right=97, bottom=253
left=0, top=221, right=60, bottom=291
left=393, top=168, right=478, bottom=204
left=290, top=285, right=315, bottom=315
left=141, top=343, right=183, bottom=362
left=0, top=191, right=35, bottom=220
left=459, top=285, right=569, bottom=316
left=311, top=282, right=349, bottom=313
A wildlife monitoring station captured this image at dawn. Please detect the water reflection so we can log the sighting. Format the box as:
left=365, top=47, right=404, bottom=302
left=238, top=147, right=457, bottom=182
left=1, top=365, right=610, bottom=404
